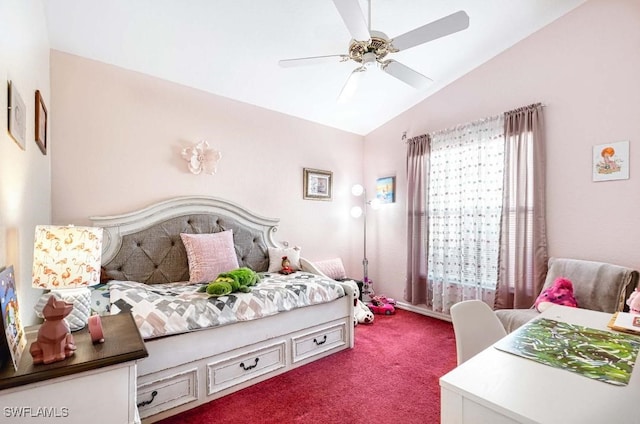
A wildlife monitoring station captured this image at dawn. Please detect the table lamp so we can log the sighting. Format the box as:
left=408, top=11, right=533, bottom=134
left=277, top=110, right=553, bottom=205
left=32, top=225, right=103, bottom=331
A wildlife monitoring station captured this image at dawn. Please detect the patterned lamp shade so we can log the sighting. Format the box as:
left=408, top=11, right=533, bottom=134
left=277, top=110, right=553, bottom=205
left=32, top=225, right=103, bottom=331
left=32, top=225, right=103, bottom=290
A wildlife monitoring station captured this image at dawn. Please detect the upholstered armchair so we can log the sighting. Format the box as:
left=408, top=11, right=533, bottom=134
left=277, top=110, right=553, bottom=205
left=496, top=257, right=639, bottom=333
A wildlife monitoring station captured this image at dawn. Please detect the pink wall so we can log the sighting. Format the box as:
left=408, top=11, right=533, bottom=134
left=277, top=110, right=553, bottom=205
left=0, top=0, right=51, bottom=325
left=50, top=0, right=640, bottom=309
left=365, top=0, right=640, bottom=305
left=50, top=52, right=365, bottom=275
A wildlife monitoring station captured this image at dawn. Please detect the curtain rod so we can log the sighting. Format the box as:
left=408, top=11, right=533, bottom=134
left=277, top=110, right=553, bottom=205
left=402, top=102, right=547, bottom=142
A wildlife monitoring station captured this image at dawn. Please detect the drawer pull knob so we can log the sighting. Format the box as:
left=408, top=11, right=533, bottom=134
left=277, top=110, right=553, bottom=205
left=137, top=390, right=158, bottom=408
left=313, top=335, right=327, bottom=346
left=239, top=358, right=259, bottom=371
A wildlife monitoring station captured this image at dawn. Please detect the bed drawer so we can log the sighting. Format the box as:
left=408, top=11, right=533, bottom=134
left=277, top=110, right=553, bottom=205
left=207, top=341, right=286, bottom=395
left=292, top=322, right=347, bottom=363
left=137, top=368, right=198, bottom=419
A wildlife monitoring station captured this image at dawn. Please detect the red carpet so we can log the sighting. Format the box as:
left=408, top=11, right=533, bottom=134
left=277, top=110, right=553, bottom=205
left=157, top=309, right=456, bottom=424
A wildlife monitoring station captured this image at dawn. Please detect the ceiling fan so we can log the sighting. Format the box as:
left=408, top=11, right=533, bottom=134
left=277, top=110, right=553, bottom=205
left=278, top=0, right=469, bottom=101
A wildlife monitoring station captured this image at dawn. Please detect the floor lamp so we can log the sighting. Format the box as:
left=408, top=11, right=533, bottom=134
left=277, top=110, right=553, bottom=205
left=351, top=184, right=379, bottom=302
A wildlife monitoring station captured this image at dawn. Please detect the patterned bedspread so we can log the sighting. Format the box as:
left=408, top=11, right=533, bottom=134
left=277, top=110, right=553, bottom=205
left=108, top=272, right=345, bottom=339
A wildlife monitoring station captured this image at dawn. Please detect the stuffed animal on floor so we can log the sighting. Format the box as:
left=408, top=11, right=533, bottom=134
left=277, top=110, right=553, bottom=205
left=626, top=288, right=640, bottom=314
left=341, top=279, right=374, bottom=325
left=199, top=267, right=260, bottom=297
left=534, top=277, right=578, bottom=312
left=354, top=299, right=374, bottom=325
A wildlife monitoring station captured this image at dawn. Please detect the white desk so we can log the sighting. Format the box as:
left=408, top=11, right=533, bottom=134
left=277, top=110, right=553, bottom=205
left=440, top=305, right=640, bottom=424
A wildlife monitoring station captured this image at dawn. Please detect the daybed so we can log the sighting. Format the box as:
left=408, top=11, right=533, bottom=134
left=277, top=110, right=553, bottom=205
left=90, top=196, right=354, bottom=423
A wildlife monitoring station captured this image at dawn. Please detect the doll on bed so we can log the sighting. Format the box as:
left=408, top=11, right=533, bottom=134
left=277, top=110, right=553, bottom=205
left=279, top=256, right=295, bottom=275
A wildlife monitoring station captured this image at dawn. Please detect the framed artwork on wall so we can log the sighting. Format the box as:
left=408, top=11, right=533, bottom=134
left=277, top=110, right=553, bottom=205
left=593, top=140, right=629, bottom=182
left=35, top=90, right=48, bottom=155
left=376, top=176, right=396, bottom=204
left=303, top=168, right=332, bottom=201
left=7, top=81, right=27, bottom=150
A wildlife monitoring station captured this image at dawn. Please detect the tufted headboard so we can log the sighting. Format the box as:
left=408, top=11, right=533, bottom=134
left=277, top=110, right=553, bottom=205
left=90, top=196, right=279, bottom=284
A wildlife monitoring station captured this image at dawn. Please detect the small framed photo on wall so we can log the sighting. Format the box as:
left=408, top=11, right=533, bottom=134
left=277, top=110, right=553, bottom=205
left=593, top=141, right=629, bottom=182
left=303, top=168, right=332, bottom=201
left=376, top=176, right=396, bottom=204
left=7, top=81, right=27, bottom=150
left=35, top=90, right=48, bottom=155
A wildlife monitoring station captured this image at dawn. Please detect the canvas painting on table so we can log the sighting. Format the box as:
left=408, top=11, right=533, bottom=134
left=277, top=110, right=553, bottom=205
left=0, top=266, right=27, bottom=370
left=593, top=141, right=629, bottom=182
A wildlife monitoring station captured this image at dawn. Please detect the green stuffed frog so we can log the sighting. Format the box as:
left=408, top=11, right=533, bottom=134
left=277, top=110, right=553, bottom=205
left=199, top=267, right=260, bottom=297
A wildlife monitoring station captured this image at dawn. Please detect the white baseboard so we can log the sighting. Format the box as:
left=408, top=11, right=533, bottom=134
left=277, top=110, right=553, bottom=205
left=395, top=301, right=452, bottom=322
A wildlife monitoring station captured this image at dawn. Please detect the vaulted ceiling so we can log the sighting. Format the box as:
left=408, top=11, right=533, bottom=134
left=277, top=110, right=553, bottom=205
left=44, top=0, right=585, bottom=135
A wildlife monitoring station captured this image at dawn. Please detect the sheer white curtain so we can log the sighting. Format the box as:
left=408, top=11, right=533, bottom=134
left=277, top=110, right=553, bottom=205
left=427, top=115, right=505, bottom=314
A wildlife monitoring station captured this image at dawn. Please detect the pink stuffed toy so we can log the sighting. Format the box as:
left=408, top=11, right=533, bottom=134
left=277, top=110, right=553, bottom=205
left=626, top=288, right=640, bottom=314
left=534, top=277, right=578, bottom=312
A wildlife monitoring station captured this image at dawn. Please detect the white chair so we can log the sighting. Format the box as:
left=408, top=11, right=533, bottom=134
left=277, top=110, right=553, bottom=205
left=450, top=300, right=507, bottom=365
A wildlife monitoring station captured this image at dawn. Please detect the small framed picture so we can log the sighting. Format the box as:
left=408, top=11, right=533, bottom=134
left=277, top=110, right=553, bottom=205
left=593, top=141, right=629, bottom=182
left=35, top=90, right=48, bottom=155
left=7, top=81, right=27, bottom=150
left=303, top=168, right=332, bottom=201
left=0, top=266, right=27, bottom=371
left=376, top=176, right=396, bottom=204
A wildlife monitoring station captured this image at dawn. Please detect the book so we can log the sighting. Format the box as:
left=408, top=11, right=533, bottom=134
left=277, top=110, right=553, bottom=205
left=607, top=311, right=640, bottom=335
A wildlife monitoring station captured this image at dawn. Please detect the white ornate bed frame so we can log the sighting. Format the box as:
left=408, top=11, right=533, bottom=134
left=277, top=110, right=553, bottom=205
left=91, top=196, right=355, bottom=423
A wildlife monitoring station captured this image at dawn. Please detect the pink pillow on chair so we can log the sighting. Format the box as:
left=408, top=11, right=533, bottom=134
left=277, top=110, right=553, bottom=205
left=180, top=230, right=239, bottom=283
left=534, top=277, right=578, bottom=312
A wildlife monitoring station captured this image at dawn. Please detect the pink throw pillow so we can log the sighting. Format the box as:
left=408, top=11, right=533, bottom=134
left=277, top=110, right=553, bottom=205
left=314, top=258, right=347, bottom=280
left=180, top=231, right=239, bottom=283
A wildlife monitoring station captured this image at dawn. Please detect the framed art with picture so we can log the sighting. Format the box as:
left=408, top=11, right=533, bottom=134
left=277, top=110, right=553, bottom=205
left=303, top=168, right=332, bottom=201
left=35, top=90, right=48, bottom=155
left=7, top=81, right=27, bottom=150
left=593, top=140, right=629, bottom=182
left=0, top=266, right=26, bottom=370
left=376, top=176, right=396, bottom=204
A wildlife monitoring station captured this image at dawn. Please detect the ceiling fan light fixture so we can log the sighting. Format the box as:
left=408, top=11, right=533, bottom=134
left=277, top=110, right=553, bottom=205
left=362, top=52, right=377, bottom=69
left=280, top=1, right=469, bottom=100
left=337, top=67, right=366, bottom=103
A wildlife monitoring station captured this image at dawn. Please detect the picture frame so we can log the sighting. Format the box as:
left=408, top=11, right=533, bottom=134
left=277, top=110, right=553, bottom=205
left=303, top=168, right=332, bottom=201
left=593, top=141, right=629, bottom=182
left=376, top=176, right=396, bottom=204
left=35, top=90, right=48, bottom=155
left=0, top=266, right=27, bottom=371
left=7, top=81, right=27, bottom=150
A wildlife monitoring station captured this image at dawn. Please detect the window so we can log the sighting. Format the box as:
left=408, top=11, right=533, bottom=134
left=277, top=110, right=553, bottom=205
left=426, top=116, right=505, bottom=311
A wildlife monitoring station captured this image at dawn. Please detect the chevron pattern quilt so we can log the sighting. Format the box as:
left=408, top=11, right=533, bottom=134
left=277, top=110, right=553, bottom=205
left=109, top=272, right=345, bottom=339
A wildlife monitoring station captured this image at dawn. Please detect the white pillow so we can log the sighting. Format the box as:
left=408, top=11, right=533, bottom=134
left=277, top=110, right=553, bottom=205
left=268, top=246, right=301, bottom=272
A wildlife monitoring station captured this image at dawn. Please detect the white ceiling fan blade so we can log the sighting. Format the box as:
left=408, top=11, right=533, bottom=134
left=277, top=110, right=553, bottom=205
left=332, top=0, right=370, bottom=42
left=382, top=60, right=432, bottom=89
left=337, top=67, right=366, bottom=103
left=278, top=54, right=350, bottom=68
left=391, top=10, right=469, bottom=51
